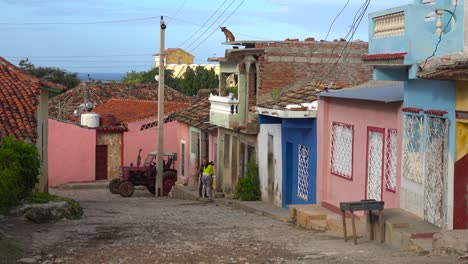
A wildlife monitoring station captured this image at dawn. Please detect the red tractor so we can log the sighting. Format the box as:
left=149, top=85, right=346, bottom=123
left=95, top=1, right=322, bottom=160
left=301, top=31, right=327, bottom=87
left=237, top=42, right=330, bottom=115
left=109, top=151, right=178, bottom=197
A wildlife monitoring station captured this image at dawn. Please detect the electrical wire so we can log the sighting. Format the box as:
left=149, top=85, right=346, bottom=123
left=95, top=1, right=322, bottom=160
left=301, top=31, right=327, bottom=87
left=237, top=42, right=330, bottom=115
left=184, top=0, right=238, bottom=51
left=316, top=0, right=371, bottom=87
left=175, top=0, right=229, bottom=48
left=189, top=0, right=246, bottom=53
left=420, top=2, right=459, bottom=70
left=166, top=16, right=264, bottom=40
left=0, top=16, right=159, bottom=25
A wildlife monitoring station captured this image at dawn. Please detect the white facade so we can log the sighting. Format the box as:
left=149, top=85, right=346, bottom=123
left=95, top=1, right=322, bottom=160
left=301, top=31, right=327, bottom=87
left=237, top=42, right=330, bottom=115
left=258, top=123, right=283, bottom=207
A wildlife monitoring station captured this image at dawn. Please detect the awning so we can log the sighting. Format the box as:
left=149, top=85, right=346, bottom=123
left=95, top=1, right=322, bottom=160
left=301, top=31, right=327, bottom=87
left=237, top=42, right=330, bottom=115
left=318, top=81, right=403, bottom=103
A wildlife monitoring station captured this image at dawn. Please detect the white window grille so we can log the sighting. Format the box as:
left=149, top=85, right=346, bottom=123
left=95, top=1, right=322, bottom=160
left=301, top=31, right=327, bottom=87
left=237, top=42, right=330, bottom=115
left=298, top=144, right=309, bottom=200
left=424, top=116, right=448, bottom=227
left=385, top=129, right=398, bottom=192
left=402, top=114, right=424, bottom=183
left=180, top=142, right=186, bottom=177
left=330, top=122, right=354, bottom=179
left=367, top=130, right=384, bottom=201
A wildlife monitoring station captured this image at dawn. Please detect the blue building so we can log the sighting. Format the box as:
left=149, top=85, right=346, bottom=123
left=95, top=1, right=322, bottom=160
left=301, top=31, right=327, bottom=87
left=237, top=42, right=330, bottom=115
left=366, top=0, right=467, bottom=229
left=256, top=84, right=321, bottom=208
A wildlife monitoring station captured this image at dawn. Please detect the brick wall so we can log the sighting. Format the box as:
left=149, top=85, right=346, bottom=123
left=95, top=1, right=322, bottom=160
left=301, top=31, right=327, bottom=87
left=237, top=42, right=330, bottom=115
left=253, top=41, right=373, bottom=103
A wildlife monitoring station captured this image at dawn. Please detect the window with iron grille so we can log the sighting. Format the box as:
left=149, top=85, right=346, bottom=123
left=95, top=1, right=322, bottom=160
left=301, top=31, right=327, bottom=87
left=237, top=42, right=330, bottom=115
left=330, top=122, right=354, bottom=179
left=298, top=144, right=309, bottom=200
left=180, top=142, right=185, bottom=177
left=385, top=129, right=398, bottom=192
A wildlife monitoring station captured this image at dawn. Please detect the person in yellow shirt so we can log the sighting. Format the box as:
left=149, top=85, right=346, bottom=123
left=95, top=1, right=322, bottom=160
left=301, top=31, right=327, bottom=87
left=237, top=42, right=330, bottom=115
left=201, top=159, right=214, bottom=199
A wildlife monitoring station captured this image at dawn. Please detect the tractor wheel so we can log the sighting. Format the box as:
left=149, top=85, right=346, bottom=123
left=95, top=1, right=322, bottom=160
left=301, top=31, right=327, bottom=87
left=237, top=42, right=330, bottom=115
left=162, top=171, right=176, bottom=195
left=146, top=185, right=156, bottom=195
left=109, top=178, right=121, bottom=194
left=118, top=181, right=134, bottom=198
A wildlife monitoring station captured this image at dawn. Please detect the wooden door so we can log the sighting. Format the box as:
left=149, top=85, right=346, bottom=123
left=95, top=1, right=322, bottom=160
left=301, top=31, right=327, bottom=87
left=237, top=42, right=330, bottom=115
left=96, top=145, right=108, bottom=180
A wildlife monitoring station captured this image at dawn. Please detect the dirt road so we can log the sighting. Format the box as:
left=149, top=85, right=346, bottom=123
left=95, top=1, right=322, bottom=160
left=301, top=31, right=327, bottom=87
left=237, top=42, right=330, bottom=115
left=0, top=189, right=461, bottom=264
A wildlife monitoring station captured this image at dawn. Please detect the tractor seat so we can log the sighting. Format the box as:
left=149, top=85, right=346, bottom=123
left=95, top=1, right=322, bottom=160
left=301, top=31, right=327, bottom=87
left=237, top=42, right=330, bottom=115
left=163, top=157, right=173, bottom=169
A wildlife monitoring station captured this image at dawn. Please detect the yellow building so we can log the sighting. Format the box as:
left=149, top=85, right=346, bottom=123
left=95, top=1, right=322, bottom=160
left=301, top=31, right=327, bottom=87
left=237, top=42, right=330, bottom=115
left=153, top=48, right=220, bottom=78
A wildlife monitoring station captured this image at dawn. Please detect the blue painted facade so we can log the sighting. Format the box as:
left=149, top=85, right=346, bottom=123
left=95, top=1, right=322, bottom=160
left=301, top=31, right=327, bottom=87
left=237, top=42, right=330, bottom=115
left=369, top=0, right=465, bottom=79
left=259, top=115, right=317, bottom=208
left=369, top=0, right=462, bottom=228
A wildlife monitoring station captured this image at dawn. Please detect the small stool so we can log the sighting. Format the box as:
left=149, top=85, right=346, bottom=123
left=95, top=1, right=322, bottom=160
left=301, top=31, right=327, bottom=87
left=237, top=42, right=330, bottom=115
left=339, top=199, right=384, bottom=245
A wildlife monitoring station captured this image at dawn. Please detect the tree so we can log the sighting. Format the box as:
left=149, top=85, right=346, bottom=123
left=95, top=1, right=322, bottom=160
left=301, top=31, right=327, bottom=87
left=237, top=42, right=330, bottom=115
left=121, top=67, right=179, bottom=89
left=19, top=59, right=80, bottom=89
left=178, top=66, right=219, bottom=96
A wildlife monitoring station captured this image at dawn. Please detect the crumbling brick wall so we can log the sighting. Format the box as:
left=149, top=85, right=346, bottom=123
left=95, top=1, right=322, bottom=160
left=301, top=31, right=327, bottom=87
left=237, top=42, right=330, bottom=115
left=254, top=41, right=373, bottom=103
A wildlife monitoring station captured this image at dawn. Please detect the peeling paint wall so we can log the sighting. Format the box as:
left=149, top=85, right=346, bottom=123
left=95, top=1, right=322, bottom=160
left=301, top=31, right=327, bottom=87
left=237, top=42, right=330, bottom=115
left=97, top=132, right=121, bottom=180
left=258, top=124, right=283, bottom=207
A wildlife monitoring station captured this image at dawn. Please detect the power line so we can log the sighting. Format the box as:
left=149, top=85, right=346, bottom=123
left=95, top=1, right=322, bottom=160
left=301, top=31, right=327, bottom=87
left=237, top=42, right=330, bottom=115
left=166, top=16, right=263, bottom=40
left=0, top=16, right=159, bottom=25
left=189, top=0, right=246, bottom=53
left=3, top=54, right=154, bottom=59
left=172, top=0, right=187, bottom=19
left=175, top=0, right=229, bottom=48
left=317, top=0, right=371, bottom=87
left=184, top=0, right=238, bottom=51
left=421, top=2, right=458, bottom=70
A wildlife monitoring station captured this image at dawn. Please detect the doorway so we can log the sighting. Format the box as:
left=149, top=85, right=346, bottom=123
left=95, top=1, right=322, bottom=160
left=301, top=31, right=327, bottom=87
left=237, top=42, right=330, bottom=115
left=95, top=145, right=108, bottom=180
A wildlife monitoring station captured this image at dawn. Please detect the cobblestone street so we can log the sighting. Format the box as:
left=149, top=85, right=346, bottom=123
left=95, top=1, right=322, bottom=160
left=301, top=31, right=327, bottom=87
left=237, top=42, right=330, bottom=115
left=1, top=189, right=462, bottom=264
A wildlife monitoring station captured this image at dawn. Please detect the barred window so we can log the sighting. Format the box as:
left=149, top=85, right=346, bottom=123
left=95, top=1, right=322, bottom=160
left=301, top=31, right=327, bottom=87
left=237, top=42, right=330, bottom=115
left=330, top=122, right=354, bottom=179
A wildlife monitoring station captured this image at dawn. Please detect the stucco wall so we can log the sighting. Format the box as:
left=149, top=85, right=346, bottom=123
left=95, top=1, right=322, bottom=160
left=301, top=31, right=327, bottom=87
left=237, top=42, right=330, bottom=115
left=48, top=119, right=96, bottom=187
left=124, top=119, right=179, bottom=170
left=177, top=122, right=190, bottom=184
left=317, top=97, right=403, bottom=211
left=97, top=132, right=121, bottom=180
left=402, top=79, right=456, bottom=228
left=258, top=124, right=283, bottom=207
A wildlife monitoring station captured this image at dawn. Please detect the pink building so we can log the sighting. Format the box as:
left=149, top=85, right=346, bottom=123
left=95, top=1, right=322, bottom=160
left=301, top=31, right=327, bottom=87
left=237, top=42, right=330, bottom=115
left=316, top=81, right=403, bottom=213
left=48, top=99, right=190, bottom=187
left=170, top=97, right=218, bottom=191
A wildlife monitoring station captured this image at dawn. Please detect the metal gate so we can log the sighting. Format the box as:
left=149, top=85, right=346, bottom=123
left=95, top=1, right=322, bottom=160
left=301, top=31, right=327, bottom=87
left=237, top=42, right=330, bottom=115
left=402, top=114, right=424, bottom=183
left=297, top=144, right=309, bottom=200
left=366, top=128, right=384, bottom=201
left=424, top=116, right=448, bottom=227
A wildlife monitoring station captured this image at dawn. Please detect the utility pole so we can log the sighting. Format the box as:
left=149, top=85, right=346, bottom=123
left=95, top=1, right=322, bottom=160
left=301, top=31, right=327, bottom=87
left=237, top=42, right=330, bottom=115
left=156, top=16, right=166, bottom=197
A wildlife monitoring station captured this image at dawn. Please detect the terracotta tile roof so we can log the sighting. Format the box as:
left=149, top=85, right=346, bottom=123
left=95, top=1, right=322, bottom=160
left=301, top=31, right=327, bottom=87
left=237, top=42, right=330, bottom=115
left=258, top=81, right=349, bottom=109
left=171, top=97, right=216, bottom=130
left=92, top=99, right=191, bottom=124
left=0, top=57, right=65, bottom=141
left=49, top=83, right=191, bottom=121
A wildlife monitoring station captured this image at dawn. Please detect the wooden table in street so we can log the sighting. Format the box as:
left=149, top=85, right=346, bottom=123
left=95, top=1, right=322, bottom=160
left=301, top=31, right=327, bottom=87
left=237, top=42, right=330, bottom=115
left=339, top=200, right=384, bottom=245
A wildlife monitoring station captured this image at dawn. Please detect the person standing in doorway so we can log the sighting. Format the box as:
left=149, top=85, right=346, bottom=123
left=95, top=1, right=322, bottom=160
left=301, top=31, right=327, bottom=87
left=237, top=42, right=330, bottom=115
left=201, top=159, right=214, bottom=199
left=198, top=159, right=206, bottom=198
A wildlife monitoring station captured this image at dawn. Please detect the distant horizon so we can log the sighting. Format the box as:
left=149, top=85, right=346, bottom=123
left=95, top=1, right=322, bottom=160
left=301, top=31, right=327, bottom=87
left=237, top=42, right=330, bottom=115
left=77, top=72, right=126, bottom=81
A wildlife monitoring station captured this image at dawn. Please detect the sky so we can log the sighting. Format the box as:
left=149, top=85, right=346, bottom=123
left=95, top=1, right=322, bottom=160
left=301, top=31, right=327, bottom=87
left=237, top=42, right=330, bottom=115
left=0, top=0, right=414, bottom=75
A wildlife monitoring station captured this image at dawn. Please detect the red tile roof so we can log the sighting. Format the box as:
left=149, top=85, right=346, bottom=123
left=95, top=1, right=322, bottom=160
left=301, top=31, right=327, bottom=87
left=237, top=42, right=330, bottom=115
left=49, top=83, right=191, bottom=121
left=0, top=57, right=65, bottom=141
left=171, top=97, right=216, bottom=130
left=92, top=99, right=191, bottom=124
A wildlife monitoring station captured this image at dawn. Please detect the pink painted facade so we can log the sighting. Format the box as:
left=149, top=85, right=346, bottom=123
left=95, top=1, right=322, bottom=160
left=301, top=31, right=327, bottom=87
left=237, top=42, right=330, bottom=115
left=48, top=119, right=96, bottom=187
left=316, top=97, right=403, bottom=212
left=49, top=118, right=182, bottom=187
left=124, top=119, right=180, bottom=169
left=176, top=122, right=190, bottom=184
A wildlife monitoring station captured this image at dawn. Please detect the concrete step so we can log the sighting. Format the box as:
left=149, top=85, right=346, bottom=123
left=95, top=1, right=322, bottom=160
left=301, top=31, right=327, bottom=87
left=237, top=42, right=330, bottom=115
left=409, top=238, right=433, bottom=254
left=308, top=219, right=328, bottom=231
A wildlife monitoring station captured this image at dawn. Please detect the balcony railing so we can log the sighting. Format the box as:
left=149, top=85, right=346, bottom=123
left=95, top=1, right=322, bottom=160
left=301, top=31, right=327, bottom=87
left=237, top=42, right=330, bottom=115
left=209, top=94, right=242, bottom=129
left=374, top=11, right=405, bottom=38
left=209, top=94, right=239, bottom=115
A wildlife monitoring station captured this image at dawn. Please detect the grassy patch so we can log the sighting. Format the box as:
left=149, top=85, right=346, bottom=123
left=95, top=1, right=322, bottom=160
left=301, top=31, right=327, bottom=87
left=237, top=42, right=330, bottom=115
left=24, top=192, right=83, bottom=219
